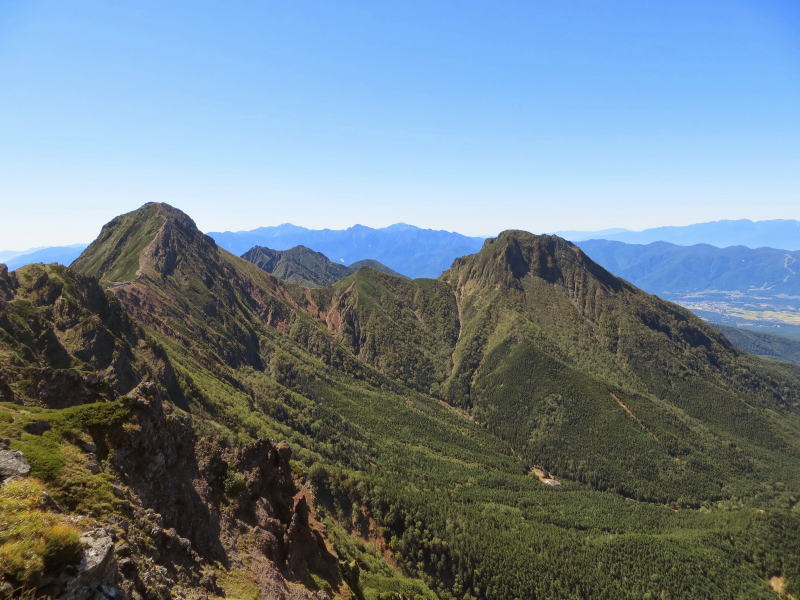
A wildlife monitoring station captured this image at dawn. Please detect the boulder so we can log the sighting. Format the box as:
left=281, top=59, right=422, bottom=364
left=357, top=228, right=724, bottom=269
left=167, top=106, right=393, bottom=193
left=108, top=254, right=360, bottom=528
left=57, top=528, right=119, bottom=600
left=0, top=447, right=31, bottom=482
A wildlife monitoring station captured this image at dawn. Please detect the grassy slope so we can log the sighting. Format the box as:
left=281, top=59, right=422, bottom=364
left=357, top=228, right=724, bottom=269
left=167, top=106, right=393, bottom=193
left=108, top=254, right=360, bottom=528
left=70, top=203, right=165, bottom=285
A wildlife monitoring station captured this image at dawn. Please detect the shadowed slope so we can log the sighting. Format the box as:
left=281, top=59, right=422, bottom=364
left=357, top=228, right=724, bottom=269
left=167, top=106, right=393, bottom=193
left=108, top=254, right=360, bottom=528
left=242, top=244, right=406, bottom=287
left=242, top=245, right=352, bottom=287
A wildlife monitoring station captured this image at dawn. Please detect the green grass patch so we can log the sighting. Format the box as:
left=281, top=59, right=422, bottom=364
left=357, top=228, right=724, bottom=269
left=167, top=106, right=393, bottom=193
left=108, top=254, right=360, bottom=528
left=0, top=478, right=83, bottom=589
left=213, top=567, right=260, bottom=600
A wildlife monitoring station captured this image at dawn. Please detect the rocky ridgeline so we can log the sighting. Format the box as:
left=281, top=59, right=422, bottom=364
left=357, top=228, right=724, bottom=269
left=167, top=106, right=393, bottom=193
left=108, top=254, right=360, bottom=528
left=0, top=383, right=341, bottom=599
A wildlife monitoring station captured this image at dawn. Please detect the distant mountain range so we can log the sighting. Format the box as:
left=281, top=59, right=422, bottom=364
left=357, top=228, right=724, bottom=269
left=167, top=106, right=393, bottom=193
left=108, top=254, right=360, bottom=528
left=560, top=218, right=800, bottom=249
left=4, top=244, right=88, bottom=271
left=208, top=223, right=484, bottom=279
left=577, top=239, right=800, bottom=295
left=241, top=245, right=403, bottom=287
left=4, top=218, right=800, bottom=298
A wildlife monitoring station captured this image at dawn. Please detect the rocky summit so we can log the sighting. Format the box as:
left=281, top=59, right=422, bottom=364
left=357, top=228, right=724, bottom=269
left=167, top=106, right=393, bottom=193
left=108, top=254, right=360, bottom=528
left=2, top=203, right=800, bottom=599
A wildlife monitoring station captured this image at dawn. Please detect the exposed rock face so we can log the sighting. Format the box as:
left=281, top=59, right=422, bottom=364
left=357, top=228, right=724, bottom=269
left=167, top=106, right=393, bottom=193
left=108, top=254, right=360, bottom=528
left=34, top=368, right=115, bottom=408
left=444, top=231, right=631, bottom=298
left=0, top=445, right=31, bottom=482
left=0, top=264, right=157, bottom=406
left=56, top=529, right=118, bottom=600
left=0, top=265, right=14, bottom=301
left=96, top=383, right=340, bottom=599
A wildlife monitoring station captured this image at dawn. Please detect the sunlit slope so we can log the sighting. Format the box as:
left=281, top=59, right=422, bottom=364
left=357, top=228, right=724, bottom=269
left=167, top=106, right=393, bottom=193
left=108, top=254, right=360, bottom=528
left=62, top=203, right=800, bottom=599
left=311, top=230, right=800, bottom=502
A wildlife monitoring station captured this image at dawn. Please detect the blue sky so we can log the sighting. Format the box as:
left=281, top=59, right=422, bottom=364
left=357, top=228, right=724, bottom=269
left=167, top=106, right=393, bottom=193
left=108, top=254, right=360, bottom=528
left=1, top=0, right=799, bottom=248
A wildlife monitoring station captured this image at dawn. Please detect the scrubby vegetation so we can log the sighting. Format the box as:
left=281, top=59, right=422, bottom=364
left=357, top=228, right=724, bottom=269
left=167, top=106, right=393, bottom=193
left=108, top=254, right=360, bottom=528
left=0, top=478, right=83, bottom=591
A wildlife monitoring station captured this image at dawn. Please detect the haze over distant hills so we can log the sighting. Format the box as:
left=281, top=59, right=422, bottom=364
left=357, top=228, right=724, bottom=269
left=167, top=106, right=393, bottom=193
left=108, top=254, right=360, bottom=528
left=577, top=240, right=800, bottom=295
left=7, top=218, right=800, bottom=281
left=561, top=218, right=800, bottom=249
left=576, top=239, right=800, bottom=341
left=208, top=222, right=485, bottom=279
left=4, top=244, right=88, bottom=271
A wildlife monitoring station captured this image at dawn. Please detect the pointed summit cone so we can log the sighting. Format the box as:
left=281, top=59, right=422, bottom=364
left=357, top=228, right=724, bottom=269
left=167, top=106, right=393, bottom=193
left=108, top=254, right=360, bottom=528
left=442, top=230, right=633, bottom=304
left=72, top=203, right=306, bottom=370
left=71, top=202, right=218, bottom=286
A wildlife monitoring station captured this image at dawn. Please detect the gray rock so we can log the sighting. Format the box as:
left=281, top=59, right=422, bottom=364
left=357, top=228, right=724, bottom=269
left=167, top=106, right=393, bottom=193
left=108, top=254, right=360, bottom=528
left=58, top=528, right=119, bottom=600
left=0, top=448, right=30, bottom=482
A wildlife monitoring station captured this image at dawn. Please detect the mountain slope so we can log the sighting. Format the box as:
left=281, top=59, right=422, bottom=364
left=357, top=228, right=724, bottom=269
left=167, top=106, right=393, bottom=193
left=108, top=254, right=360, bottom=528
left=241, top=245, right=352, bottom=287
left=439, top=232, right=800, bottom=499
left=241, top=245, right=403, bottom=288
left=715, top=324, right=800, bottom=365
left=578, top=239, right=800, bottom=294
left=5, top=204, right=800, bottom=599
left=209, top=222, right=484, bottom=278
left=314, top=231, right=800, bottom=502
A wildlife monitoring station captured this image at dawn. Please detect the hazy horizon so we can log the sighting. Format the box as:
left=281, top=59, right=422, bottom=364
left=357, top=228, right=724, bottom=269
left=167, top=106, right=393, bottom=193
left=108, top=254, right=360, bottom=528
left=2, top=1, right=799, bottom=247
left=5, top=207, right=800, bottom=254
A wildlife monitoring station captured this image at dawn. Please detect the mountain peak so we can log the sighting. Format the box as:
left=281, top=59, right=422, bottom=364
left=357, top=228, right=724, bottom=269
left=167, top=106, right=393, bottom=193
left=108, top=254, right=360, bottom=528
left=72, top=202, right=216, bottom=285
left=241, top=244, right=351, bottom=287
left=445, top=229, right=626, bottom=294
left=241, top=244, right=404, bottom=287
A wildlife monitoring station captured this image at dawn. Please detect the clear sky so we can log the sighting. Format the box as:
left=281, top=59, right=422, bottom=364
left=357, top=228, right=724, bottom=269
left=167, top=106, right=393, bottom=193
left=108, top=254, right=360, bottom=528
left=1, top=0, right=799, bottom=248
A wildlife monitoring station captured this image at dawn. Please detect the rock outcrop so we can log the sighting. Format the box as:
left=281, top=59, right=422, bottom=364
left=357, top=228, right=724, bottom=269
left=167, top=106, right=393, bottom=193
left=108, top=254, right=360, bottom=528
left=89, top=383, right=341, bottom=600
left=0, top=444, right=30, bottom=482
left=51, top=529, right=119, bottom=600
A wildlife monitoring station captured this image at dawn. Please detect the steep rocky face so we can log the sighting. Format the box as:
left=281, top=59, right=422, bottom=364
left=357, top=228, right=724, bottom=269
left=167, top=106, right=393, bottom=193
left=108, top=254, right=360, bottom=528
left=72, top=204, right=308, bottom=372
left=97, top=383, right=340, bottom=600
left=444, top=231, right=629, bottom=297
left=71, top=203, right=217, bottom=285
left=0, top=263, right=162, bottom=407
left=0, top=382, right=342, bottom=600
left=70, top=204, right=380, bottom=396
left=439, top=230, right=748, bottom=397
